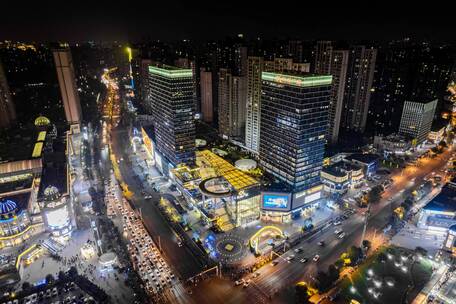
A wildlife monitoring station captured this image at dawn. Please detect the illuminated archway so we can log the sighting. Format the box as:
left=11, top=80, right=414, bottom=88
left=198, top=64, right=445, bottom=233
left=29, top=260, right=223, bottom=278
left=249, top=226, right=284, bottom=254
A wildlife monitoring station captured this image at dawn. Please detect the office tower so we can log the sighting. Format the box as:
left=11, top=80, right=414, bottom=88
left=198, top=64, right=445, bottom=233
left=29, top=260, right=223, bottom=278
left=314, top=41, right=349, bottom=144
left=147, top=64, right=195, bottom=166
left=53, top=48, right=83, bottom=124
left=218, top=69, right=247, bottom=140
left=369, top=41, right=453, bottom=135
left=200, top=69, right=213, bottom=123
left=234, top=46, right=248, bottom=76
left=287, top=40, right=304, bottom=63
left=399, top=99, right=437, bottom=144
left=259, top=72, right=332, bottom=192
left=341, top=46, right=377, bottom=132
left=314, top=41, right=333, bottom=75
left=138, top=59, right=152, bottom=110
left=0, top=59, right=16, bottom=128
left=245, top=56, right=263, bottom=152
left=327, top=50, right=349, bottom=144
left=264, top=58, right=310, bottom=73
left=218, top=69, right=232, bottom=137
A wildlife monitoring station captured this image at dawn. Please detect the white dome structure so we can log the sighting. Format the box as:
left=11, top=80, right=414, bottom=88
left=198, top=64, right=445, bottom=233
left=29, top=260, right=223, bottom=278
left=235, top=159, right=257, bottom=171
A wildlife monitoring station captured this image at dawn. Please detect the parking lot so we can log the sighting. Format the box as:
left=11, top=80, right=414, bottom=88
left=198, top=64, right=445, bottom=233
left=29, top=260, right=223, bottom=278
left=6, top=282, right=96, bottom=304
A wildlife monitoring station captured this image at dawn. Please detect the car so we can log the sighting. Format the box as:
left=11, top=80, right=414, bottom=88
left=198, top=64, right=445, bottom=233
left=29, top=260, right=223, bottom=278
left=333, top=220, right=342, bottom=226
left=338, top=232, right=346, bottom=239
left=334, top=228, right=343, bottom=235
left=300, top=258, right=308, bottom=263
left=313, top=255, right=320, bottom=262
left=286, top=255, right=295, bottom=262
left=271, top=260, right=279, bottom=266
left=318, top=241, right=325, bottom=246
left=294, top=248, right=303, bottom=253
left=253, top=272, right=261, bottom=278
left=243, top=279, right=251, bottom=288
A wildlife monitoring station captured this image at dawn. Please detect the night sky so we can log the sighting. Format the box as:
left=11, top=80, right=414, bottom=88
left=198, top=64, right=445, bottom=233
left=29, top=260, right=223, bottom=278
left=0, top=1, right=452, bottom=42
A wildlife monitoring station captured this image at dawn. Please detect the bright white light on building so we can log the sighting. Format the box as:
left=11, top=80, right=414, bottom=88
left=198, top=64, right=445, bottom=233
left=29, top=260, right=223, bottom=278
left=45, top=206, right=70, bottom=229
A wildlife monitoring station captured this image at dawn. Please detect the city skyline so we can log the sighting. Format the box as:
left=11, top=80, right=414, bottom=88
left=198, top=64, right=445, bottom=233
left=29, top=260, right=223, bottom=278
left=0, top=8, right=455, bottom=304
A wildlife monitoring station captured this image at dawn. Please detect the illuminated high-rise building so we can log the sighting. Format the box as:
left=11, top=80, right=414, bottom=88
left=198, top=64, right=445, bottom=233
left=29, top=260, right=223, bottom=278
left=259, top=72, right=332, bottom=193
left=327, top=50, right=349, bottom=144
left=314, top=41, right=333, bottom=75
left=288, top=40, right=304, bottom=63
left=147, top=64, right=195, bottom=167
left=399, top=99, right=437, bottom=144
left=53, top=47, right=83, bottom=124
left=218, top=68, right=247, bottom=141
left=245, top=56, right=264, bottom=152
left=314, top=41, right=349, bottom=144
left=341, top=46, right=377, bottom=132
left=0, top=59, right=16, bottom=129
left=200, top=68, right=213, bottom=123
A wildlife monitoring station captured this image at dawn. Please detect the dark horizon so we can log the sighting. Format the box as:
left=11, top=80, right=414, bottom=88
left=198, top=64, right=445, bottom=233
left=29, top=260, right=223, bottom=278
left=0, top=1, right=453, bottom=42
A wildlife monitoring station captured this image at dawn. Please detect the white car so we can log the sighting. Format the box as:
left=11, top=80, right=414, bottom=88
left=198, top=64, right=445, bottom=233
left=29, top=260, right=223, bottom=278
left=334, top=229, right=343, bottom=235
left=286, top=255, right=295, bottom=262
left=313, top=255, right=320, bottom=262
left=243, top=279, right=251, bottom=288
left=338, top=232, right=346, bottom=239
left=235, top=279, right=244, bottom=286
left=333, top=220, right=342, bottom=226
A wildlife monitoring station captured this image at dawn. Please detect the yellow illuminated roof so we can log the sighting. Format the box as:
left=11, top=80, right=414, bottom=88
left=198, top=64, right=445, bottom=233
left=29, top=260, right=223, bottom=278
left=32, top=142, right=43, bottom=158
left=37, top=131, right=47, bottom=142
left=196, top=150, right=259, bottom=191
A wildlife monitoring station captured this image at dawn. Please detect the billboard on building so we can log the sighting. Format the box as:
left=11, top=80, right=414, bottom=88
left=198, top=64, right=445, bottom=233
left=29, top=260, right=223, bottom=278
left=261, top=192, right=291, bottom=211
left=291, top=185, right=323, bottom=209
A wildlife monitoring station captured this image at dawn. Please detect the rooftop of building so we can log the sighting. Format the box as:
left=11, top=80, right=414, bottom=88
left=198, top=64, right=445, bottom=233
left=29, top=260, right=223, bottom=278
left=148, top=63, right=192, bottom=78
left=37, top=135, right=67, bottom=201
left=423, top=184, right=456, bottom=213
left=346, top=153, right=380, bottom=165
left=0, top=192, right=30, bottom=214
left=322, top=161, right=362, bottom=177
left=0, top=128, right=39, bottom=162
left=261, top=71, right=332, bottom=88
left=0, top=174, right=34, bottom=194
left=431, top=119, right=448, bottom=132
left=141, top=125, right=156, bottom=142
left=196, top=150, right=259, bottom=192
left=382, top=133, right=412, bottom=142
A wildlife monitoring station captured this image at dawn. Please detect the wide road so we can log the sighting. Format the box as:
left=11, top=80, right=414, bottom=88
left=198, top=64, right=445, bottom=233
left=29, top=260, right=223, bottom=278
left=189, top=147, right=454, bottom=304
left=110, top=127, right=204, bottom=281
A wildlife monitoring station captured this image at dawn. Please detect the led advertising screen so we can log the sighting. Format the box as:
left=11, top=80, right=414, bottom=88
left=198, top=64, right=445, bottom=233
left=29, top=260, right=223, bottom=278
left=261, top=192, right=291, bottom=211
left=45, top=206, right=70, bottom=229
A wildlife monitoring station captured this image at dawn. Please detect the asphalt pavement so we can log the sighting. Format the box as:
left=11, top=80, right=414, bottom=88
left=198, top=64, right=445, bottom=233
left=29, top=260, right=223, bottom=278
left=110, top=127, right=204, bottom=280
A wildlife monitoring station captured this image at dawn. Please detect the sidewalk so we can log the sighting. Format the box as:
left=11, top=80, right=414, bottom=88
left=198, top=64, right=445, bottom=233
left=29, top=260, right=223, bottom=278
left=411, top=264, right=448, bottom=304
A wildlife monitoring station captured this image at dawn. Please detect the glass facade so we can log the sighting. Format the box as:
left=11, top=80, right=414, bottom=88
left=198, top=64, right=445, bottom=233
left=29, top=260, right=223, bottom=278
left=259, top=72, right=331, bottom=193
left=148, top=65, right=195, bottom=166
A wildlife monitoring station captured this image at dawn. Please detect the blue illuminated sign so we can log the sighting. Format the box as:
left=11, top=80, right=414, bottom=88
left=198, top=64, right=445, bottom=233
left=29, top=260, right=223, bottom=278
left=261, top=192, right=292, bottom=211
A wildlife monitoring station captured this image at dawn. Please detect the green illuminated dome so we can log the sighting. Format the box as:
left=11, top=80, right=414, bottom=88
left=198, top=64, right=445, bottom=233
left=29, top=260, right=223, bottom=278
left=34, top=116, right=51, bottom=127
